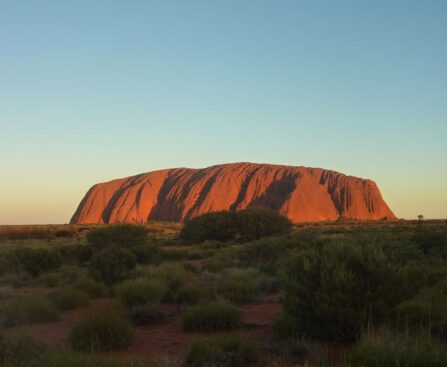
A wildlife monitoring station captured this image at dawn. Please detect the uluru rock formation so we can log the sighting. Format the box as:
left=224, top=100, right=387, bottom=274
left=70, top=163, right=396, bottom=224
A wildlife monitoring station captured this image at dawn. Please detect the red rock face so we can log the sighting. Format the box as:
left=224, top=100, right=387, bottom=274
left=70, top=163, right=397, bottom=224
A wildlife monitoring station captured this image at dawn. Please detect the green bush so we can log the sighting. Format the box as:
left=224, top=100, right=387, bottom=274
left=130, top=244, right=161, bottom=264
left=69, top=304, right=133, bottom=352
left=57, top=244, right=93, bottom=264
left=87, top=224, right=147, bottom=249
left=343, top=331, right=447, bottom=367
left=180, top=211, right=237, bottom=244
left=281, top=241, right=423, bottom=341
left=48, top=288, right=90, bottom=311
left=14, top=248, right=62, bottom=277
left=89, top=247, right=136, bottom=285
left=180, top=208, right=292, bottom=244
left=115, top=277, right=167, bottom=307
left=182, top=301, right=241, bottom=332
left=187, top=335, right=258, bottom=367
left=129, top=304, right=167, bottom=325
left=397, top=281, right=447, bottom=337
left=0, top=332, right=47, bottom=367
left=233, top=207, right=292, bottom=241
left=0, top=297, right=59, bottom=327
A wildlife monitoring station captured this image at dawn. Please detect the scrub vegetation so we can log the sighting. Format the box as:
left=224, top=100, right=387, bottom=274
left=0, top=217, right=446, bottom=366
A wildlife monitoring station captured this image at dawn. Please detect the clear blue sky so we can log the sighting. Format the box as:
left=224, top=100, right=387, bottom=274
left=0, top=0, right=446, bottom=224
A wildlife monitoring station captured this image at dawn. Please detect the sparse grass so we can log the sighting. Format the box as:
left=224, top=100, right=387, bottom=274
left=69, top=304, right=134, bottom=352
left=48, top=288, right=90, bottom=311
left=0, top=297, right=59, bottom=327
left=182, top=301, right=241, bottom=332
left=187, top=335, right=259, bottom=367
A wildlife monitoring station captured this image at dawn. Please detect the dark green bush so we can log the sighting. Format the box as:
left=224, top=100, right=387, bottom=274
left=343, top=331, right=447, bottom=367
left=115, top=277, right=166, bottom=307
left=182, top=301, right=241, bottom=332
left=69, top=304, right=133, bottom=352
left=180, top=211, right=236, bottom=244
left=14, top=248, right=62, bottom=277
left=130, top=244, right=161, bottom=264
left=187, top=335, right=258, bottom=367
left=233, top=207, right=292, bottom=240
left=87, top=224, right=147, bottom=249
left=57, top=244, right=93, bottom=264
left=281, top=241, right=423, bottom=341
left=0, top=332, right=47, bottom=367
left=180, top=208, right=292, bottom=244
left=0, top=297, right=59, bottom=327
left=128, top=304, right=167, bottom=325
left=48, top=288, right=90, bottom=311
left=89, top=247, right=136, bottom=285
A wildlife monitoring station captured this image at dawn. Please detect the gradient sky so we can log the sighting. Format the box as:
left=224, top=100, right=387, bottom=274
left=0, top=0, right=446, bottom=224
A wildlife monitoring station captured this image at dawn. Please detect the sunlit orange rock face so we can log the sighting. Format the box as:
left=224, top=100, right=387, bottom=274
left=70, top=163, right=397, bottom=224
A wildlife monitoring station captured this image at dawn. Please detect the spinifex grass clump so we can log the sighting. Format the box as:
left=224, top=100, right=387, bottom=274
left=115, top=277, right=167, bottom=307
left=69, top=304, right=133, bottom=352
left=182, top=301, right=241, bottom=332
left=187, top=335, right=259, bottom=367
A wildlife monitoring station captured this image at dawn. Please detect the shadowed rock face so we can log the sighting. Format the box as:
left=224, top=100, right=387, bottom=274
left=70, top=163, right=396, bottom=224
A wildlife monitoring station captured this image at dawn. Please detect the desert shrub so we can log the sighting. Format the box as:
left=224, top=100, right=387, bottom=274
left=0, top=251, right=21, bottom=276
left=130, top=244, right=161, bottom=264
left=69, top=304, right=133, bottom=352
left=14, top=248, right=62, bottom=276
left=139, top=262, right=196, bottom=303
left=87, top=224, right=147, bottom=249
left=397, top=280, right=447, bottom=337
left=115, top=277, right=167, bottom=307
left=180, top=211, right=236, bottom=244
left=281, top=241, right=423, bottom=341
left=176, top=283, right=215, bottom=305
left=202, top=250, right=242, bottom=273
left=233, top=207, right=292, bottom=240
left=57, top=243, right=93, bottom=264
left=48, top=288, right=90, bottom=311
left=182, top=301, right=241, bottom=332
left=129, top=304, right=167, bottom=325
left=0, top=297, right=59, bottom=327
left=35, top=352, right=140, bottom=367
left=203, top=267, right=276, bottom=304
left=74, top=276, right=107, bottom=298
left=35, top=272, right=62, bottom=287
left=0, top=332, right=47, bottom=367
left=413, top=229, right=447, bottom=256
left=89, top=247, right=136, bottom=285
left=343, top=331, right=447, bottom=367
left=187, top=335, right=258, bottom=367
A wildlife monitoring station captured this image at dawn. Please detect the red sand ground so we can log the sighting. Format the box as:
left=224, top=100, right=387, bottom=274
left=15, top=296, right=283, bottom=364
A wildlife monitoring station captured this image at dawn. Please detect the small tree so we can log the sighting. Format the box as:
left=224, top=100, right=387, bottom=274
left=89, top=247, right=136, bottom=285
left=280, top=242, right=423, bottom=341
left=417, top=215, right=424, bottom=222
